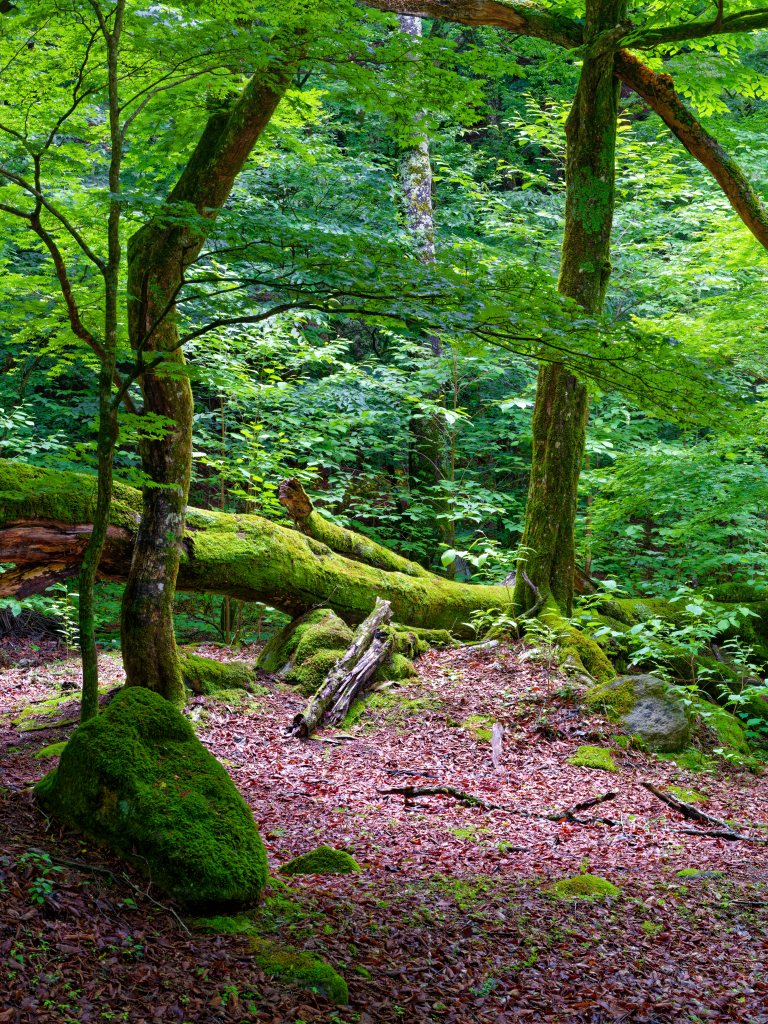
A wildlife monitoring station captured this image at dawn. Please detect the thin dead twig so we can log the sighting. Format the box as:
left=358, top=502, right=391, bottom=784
left=377, top=784, right=618, bottom=825
left=642, top=782, right=766, bottom=845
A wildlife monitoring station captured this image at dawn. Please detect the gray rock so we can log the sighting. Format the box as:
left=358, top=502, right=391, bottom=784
left=588, top=674, right=690, bottom=752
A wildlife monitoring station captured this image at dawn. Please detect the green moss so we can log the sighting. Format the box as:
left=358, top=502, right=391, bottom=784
left=658, top=748, right=709, bottom=772
left=206, top=689, right=252, bottom=706
left=567, top=745, right=619, bottom=772
left=462, top=715, right=493, bottom=742
left=250, top=937, right=348, bottom=1004
left=677, top=868, right=704, bottom=878
left=33, top=741, right=68, bottom=760
left=354, top=965, right=371, bottom=980
left=703, top=705, right=751, bottom=755
left=546, top=874, right=620, bottom=899
left=669, top=786, right=708, bottom=804
left=288, top=649, right=343, bottom=697
left=279, top=845, right=360, bottom=876
left=375, top=652, right=417, bottom=683
left=339, top=699, right=367, bottom=731
left=12, top=694, right=73, bottom=727
left=540, top=598, right=615, bottom=683
left=640, top=920, right=663, bottom=936
left=256, top=609, right=339, bottom=673
left=193, top=913, right=255, bottom=934
left=35, top=688, right=268, bottom=913
left=180, top=654, right=255, bottom=696
left=363, top=692, right=440, bottom=731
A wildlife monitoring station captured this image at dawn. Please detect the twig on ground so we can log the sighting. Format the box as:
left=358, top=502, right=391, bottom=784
left=377, top=784, right=617, bottom=825
left=641, top=781, right=752, bottom=831
left=679, top=828, right=766, bottom=844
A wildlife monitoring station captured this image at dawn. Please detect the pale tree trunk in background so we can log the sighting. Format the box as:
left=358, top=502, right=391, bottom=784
left=513, top=0, right=625, bottom=617
left=397, top=15, right=448, bottom=565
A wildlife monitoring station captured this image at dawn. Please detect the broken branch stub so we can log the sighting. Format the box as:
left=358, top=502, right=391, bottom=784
left=289, top=598, right=394, bottom=739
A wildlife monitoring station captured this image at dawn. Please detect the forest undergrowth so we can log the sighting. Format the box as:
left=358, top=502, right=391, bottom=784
left=1, top=638, right=767, bottom=1024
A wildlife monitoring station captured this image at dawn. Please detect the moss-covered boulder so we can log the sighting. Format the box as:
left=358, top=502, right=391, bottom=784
left=567, top=745, right=619, bottom=771
left=586, top=674, right=690, bottom=752
left=256, top=611, right=426, bottom=695
left=256, top=609, right=353, bottom=695
left=546, top=874, right=620, bottom=899
left=279, top=845, right=360, bottom=876
left=35, top=688, right=267, bottom=913
left=180, top=653, right=255, bottom=695
left=251, top=937, right=348, bottom=1004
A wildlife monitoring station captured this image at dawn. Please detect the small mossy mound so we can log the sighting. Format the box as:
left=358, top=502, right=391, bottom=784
left=462, top=715, right=493, bottom=742
left=659, top=747, right=709, bottom=772
left=256, top=609, right=342, bottom=674
left=375, top=652, right=417, bottom=682
left=677, top=868, right=702, bottom=878
left=179, top=653, right=255, bottom=696
left=35, top=688, right=267, bottom=913
left=193, top=913, right=255, bottom=934
left=567, top=745, right=619, bottom=772
left=33, top=741, right=68, bottom=760
left=669, top=786, right=708, bottom=804
left=279, top=845, right=360, bottom=876
left=250, top=937, right=348, bottom=1004
left=641, top=920, right=663, bottom=936
left=258, top=610, right=353, bottom=696
left=586, top=674, right=690, bottom=752
left=206, top=688, right=252, bottom=706
left=547, top=874, right=620, bottom=899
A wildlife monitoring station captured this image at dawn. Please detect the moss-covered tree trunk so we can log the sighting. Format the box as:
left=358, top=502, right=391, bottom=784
left=121, top=42, right=298, bottom=702
left=0, top=462, right=520, bottom=637
left=513, top=0, right=624, bottom=618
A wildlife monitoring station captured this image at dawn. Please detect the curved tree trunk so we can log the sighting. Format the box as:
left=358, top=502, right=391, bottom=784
left=513, top=0, right=624, bottom=618
left=121, top=40, right=298, bottom=702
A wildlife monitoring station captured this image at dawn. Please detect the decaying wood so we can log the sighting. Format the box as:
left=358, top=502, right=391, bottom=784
left=377, top=784, right=618, bottom=825
left=679, top=828, right=766, bottom=844
left=289, top=598, right=394, bottom=739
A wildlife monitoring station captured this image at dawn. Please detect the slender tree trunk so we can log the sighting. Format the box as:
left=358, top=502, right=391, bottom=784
left=78, top=0, right=125, bottom=723
left=513, top=0, right=624, bottom=617
left=397, top=15, right=449, bottom=557
left=120, top=41, right=298, bottom=701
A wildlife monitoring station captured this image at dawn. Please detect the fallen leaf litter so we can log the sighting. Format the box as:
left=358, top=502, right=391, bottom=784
left=1, top=634, right=767, bottom=1023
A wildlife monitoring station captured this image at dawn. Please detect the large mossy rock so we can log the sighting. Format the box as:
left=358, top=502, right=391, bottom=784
left=586, top=674, right=690, bottom=752
left=35, top=688, right=268, bottom=913
left=180, top=652, right=255, bottom=695
left=256, top=610, right=422, bottom=696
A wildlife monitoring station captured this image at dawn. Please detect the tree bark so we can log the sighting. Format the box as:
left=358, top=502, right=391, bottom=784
left=513, top=0, right=624, bottom=618
left=121, top=37, right=298, bottom=702
left=289, top=598, right=394, bottom=738
left=0, top=462, right=518, bottom=634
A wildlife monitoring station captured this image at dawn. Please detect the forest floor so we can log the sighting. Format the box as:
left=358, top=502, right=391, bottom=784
left=1, top=636, right=767, bottom=1024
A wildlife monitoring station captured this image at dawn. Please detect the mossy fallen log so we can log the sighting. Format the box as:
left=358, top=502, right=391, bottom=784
left=0, top=461, right=519, bottom=636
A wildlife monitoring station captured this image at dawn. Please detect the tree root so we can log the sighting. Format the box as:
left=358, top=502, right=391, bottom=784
left=642, top=782, right=766, bottom=843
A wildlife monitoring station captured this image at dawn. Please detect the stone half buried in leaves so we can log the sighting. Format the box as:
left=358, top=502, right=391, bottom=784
left=35, top=687, right=268, bottom=913
left=585, top=673, right=690, bottom=752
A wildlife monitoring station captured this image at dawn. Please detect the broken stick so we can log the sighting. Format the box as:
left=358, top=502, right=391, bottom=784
left=289, top=597, right=394, bottom=739
left=377, top=784, right=617, bottom=825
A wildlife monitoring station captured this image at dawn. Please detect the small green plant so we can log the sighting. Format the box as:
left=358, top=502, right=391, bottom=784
left=18, top=850, right=64, bottom=905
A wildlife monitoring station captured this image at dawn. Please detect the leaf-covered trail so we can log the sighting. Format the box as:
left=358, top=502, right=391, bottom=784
left=1, top=637, right=768, bottom=1023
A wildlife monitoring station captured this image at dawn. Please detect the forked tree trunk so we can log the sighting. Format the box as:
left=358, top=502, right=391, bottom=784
left=121, top=40, right=298, bottom=702
left=513, top=0, right=624, bottom=618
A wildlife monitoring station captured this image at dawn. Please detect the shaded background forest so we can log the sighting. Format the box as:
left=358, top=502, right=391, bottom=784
left=3, top=19, right=768, bottom=645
